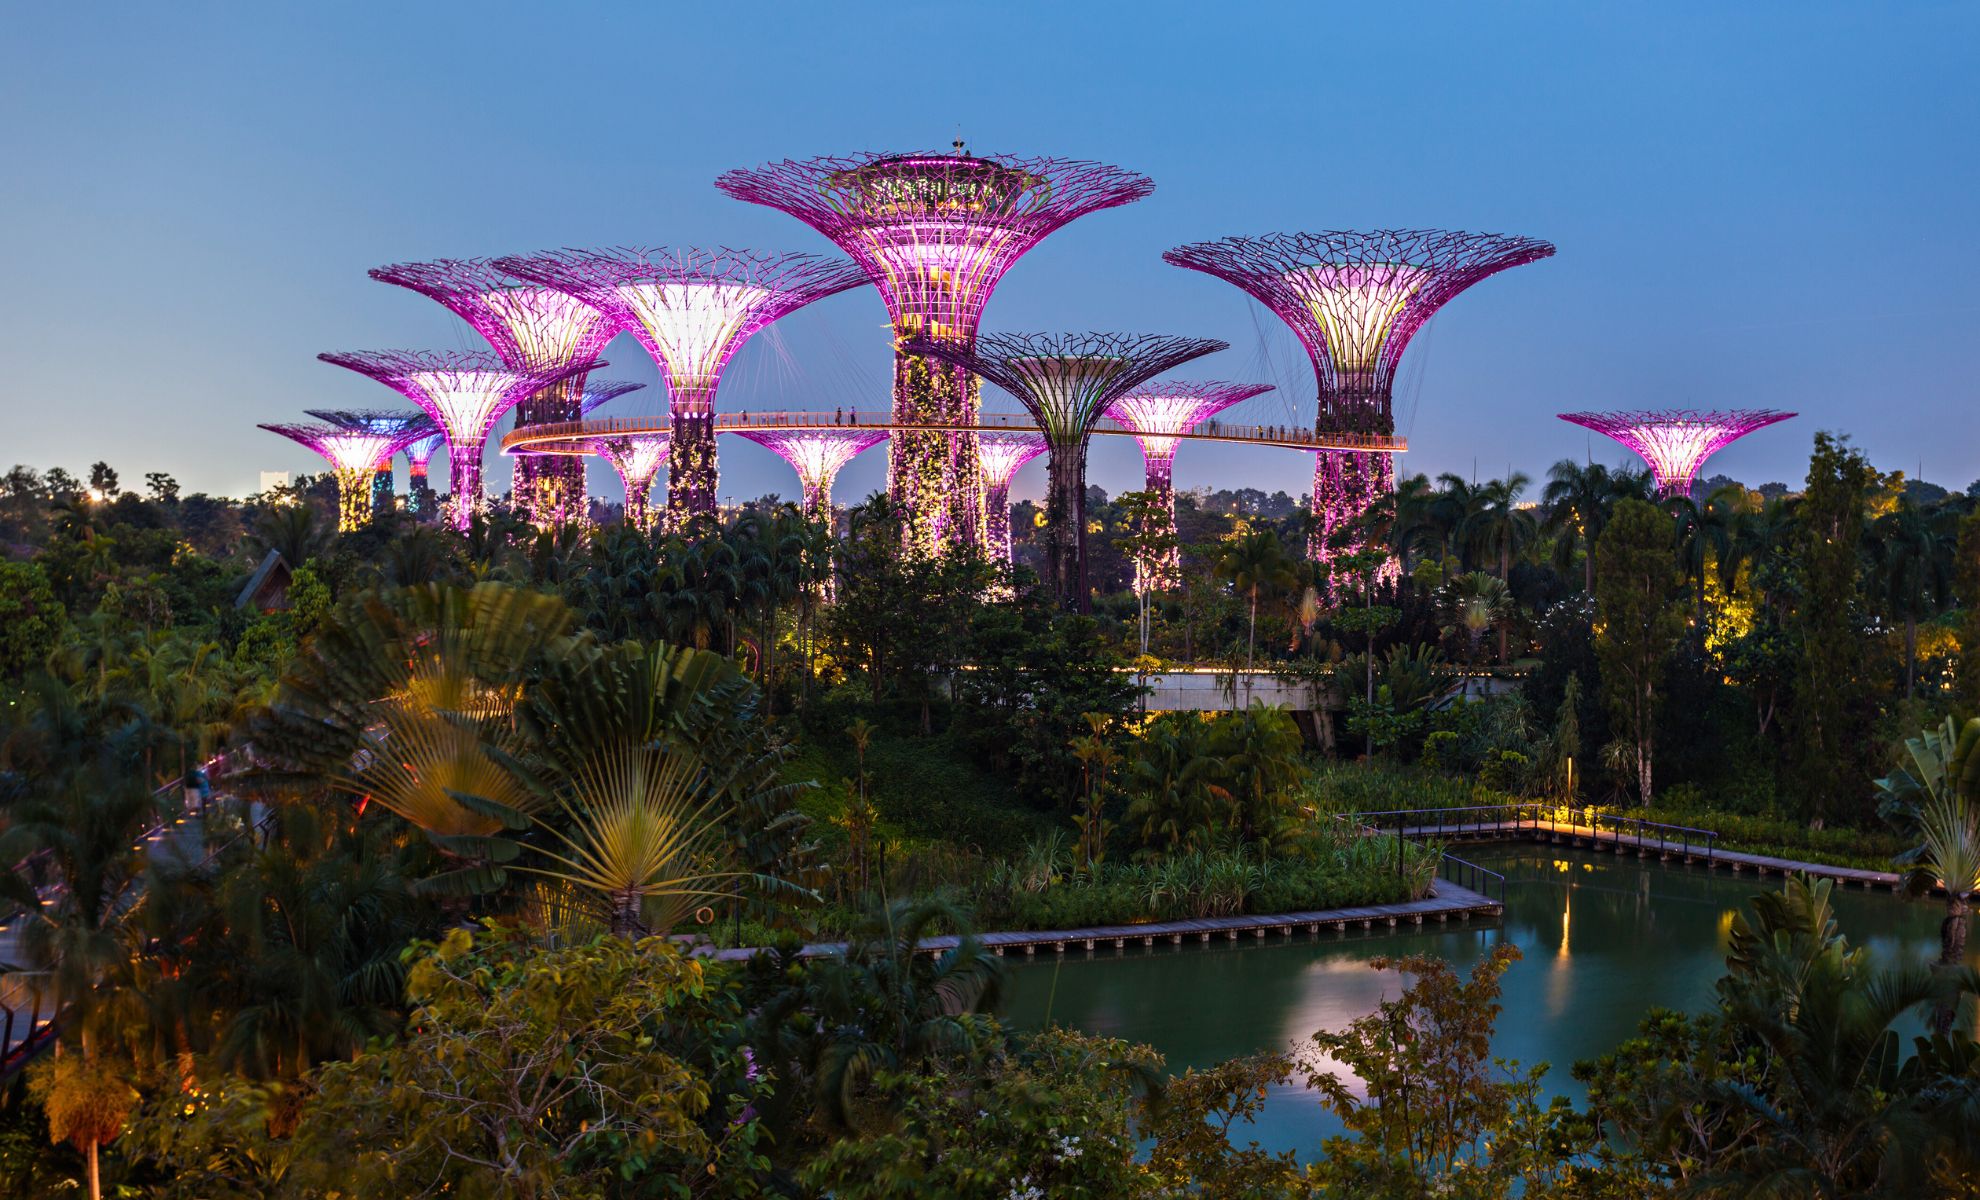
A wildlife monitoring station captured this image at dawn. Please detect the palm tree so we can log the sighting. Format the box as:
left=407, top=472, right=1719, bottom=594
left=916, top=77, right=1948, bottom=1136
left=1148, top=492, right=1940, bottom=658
left=1428, top=473, right=1482, bottom=571
left=1876, top=715, right=1980, bottom=1032
left=1541, top=459, right=1615, bottom=593
left=251, top=504, right=326, bottom=568
left=1387, top=473, right=1440, bottom=578
left=1672, top=486, right=1742, bottom=637
left=1469, top=472, right=1535, bottom=582
left=1871, top=497, right=1954, bottom=697
left=1438, top=571, right=1513, bottom=673
left=1214, top=526, right=1293, bottom=670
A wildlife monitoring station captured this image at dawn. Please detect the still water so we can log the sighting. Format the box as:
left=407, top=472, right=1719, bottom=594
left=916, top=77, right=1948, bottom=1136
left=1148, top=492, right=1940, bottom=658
left=1003, top=843, right=1962, bottom=1154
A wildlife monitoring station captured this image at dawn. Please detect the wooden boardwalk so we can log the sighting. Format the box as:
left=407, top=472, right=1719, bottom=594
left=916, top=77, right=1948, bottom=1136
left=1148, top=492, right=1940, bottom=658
left=708, top=880, right=1502, bottom=963
left=1395, top=818, right=1904, bottom=891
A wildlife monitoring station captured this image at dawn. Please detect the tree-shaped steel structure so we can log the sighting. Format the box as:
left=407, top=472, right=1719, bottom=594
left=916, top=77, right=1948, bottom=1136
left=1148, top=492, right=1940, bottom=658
left=1165, top=230, right=1553, bottom=583
left=367, top=258, right=623, bottom=527
left=259, top=421, right=404, bottom=532
left=401, top=431, right=446, bottom=519
left=914, top=332, right=1226, bottom=609
left=1105, top=380, right=1273, bottom=592
left=318, top=349, right=596, bottom=529
left=590, top=433, right=671, bottom=529
left=1559, top=409, right=1796, bottom=499
left=717, top=150, right=1154, bottom=555
left=732, top=428, right=888, bottom=525
left=304, top=409, right=436, bottom=517
left=495, top=247, right=867, bottom=527
left=977, top=431, right=1049, bottom=566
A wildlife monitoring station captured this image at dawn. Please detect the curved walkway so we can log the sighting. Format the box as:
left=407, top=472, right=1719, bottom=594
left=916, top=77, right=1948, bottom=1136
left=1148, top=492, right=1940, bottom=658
left=708, top=879, right=1502, bottom=963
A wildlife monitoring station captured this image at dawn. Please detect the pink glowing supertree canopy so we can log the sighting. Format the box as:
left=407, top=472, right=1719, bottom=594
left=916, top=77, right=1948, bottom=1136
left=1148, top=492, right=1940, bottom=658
left=1165, top=230, right=1553, bottom=584
left=369, top=258, right=625, bottom=526
left=318, top=349, right=597, bottom=529
left=913, top=331, right=1226, bottom=609
left=975, top=431, right=1048, bottom=566
left=590, top=432, right=671, bottom=529
left=1559, top=409, right=1796, bottom=498
left=260, top=421, right=404, bottom=532
left=717, top=149, right=1154, bottom=555
left=732, top=428, right=888, bottom=523
left=1105, top=381, right=1273, bottom=592
left=495, top=247, right=867, bottom=526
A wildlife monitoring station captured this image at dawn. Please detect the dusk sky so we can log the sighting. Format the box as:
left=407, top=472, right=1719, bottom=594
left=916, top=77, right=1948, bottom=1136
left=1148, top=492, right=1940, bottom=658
left=5, top=3, right=1976, bottom=507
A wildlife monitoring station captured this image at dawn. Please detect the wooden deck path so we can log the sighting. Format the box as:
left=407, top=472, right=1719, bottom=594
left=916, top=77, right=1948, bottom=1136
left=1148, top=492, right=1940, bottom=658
left=708, top=880, right=1502, bottom=963
left=1394, top=819, right=1904, bottom=891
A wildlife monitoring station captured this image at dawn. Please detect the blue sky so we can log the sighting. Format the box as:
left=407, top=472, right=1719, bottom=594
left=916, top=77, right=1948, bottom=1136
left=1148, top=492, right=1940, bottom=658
left=4, top=3, right=1975, bottom=505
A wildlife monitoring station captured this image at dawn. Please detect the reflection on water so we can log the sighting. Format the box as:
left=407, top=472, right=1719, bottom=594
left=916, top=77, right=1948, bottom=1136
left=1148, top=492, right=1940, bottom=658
left=1003, top=843, right=1966, bottom=1154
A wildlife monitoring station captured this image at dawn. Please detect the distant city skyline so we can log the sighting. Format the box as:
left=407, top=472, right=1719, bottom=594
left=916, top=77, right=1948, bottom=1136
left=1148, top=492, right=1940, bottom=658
left=4, top=3, right=1975, bottom=505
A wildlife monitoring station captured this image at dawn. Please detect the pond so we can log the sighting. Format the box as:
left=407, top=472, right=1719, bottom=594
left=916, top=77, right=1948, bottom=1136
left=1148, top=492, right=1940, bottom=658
left=1003, top=842, right=1964, bottom=1154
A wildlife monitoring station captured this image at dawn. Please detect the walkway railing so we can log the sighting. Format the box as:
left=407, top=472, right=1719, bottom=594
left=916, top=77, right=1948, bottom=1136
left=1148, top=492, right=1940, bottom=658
left=1351, top=803, right=1720, bottom=862
left=1438, top=853, right=1507, bottom=907
left=503, top=411, right=1409, bottom=456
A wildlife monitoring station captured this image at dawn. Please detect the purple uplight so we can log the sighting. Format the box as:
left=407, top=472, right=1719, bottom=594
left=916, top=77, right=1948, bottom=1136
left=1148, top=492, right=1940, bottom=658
left=1559, top=409, right=1797, bottom=498
left=1105, top=381, right=1272, bottom=592
left=732, top=428, right=887, bottom=524
left=318, top=349, right=596, bottom=529
left=1165, top=230, right=1553, bottom=588
left=496, top=247, right=867, bottom=526
left=717, top=151, right=1153, bottom=554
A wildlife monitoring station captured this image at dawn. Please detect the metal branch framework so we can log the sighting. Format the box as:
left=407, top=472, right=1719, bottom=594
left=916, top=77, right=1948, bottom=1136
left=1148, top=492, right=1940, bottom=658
left=732, top=428, right=888, bottom=524
left=368, top=258, right=625, bottom=526
left=1559, top=409, right=1796, bottom=498
left=591, top=433, right=671, bottom=530
left=259, top=421, right=402, bottom=532
left=1165, top=230, right=1554, bottom=583
left=303, top=409, right=437, bottom=516
left=717, top=150, right=1154, bottom=554
left=495, top=247, right=867, bottom=526
left=914, top=332, right=1227, bottom=609
left=1105, top=380, right=1273, bottom=592
left=318, top=349, right=596, bottom=529
left=976, top=431, right=1048, bottom=565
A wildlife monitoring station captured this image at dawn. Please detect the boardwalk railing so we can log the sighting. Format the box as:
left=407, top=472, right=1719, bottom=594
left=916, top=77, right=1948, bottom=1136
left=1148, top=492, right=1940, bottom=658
left=1351, top=803, right=1720, bottom=863
left=1438, top=853, right=1507, bottom=907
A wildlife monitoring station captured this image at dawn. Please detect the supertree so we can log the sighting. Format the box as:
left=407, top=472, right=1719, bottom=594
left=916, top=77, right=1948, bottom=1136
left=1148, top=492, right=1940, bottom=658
left=258, top=421, right=403, bottom=532
left=1558, top=409, right=1796, bottom=499
left=716, top=149, right=1154, bottom=555
left=318, top=350, right=596, bottom=530
left=977, top=431, right=1048, bottom=566
left=367, top=258, right=623, bottom=527
left=516, top=378, right=649, bottom=527
left=589, top=432, right=671, bottom=529
left=304, top=409, right=436, bottom=516
left=495, top=247, right=867, bottom=526
left=1105, top=380, right=1273, bottom=592
left=402, top=431, right=446, bottom=519
left=732, top=428, right=888, bottom=525
left=1164, top=230, right=1554, bottom=586
left=913, top=332, right=1226, bottom=610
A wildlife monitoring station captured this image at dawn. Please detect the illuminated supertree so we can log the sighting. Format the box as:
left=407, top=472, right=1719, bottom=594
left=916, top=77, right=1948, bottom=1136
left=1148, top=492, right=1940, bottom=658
left=717, top=149, right=1154, bottom=554
left=258, top=421, right=402, bottom=532
left=976, top=431, right=1048, bottom=566
left=1558, top=409, right=1796, bottom=499
left=514, top=379, right=649, bottom=527
left=732, top=428, right=888, bottom=525
left=304, top=409, right=436, bottom=516
left=495, top=247, right=867, bottom=526
left=914, top=332, right=1226, bottom=610
left=590, top=433, right=671, bottom=529
left=1105, top=380, right=1273, bottom=592
left=367, top=258, right=622, bottom=526
left=1164, top=230, right=1554, bottom=584
left=402, top=431, right=445, bottom=518
left=318, top=350, right=595, bottom=529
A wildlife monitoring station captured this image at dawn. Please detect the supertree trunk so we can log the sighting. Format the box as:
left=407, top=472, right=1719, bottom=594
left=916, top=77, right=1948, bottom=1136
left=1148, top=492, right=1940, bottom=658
left=1141, top=449, right=1181, bottom=593
left=333, top=468, right=373, bottom=533
left=370, top=466, right=394, bottom=517
left=513, top=375, right=589, bottom=525
left=444, top=442, right=483, bottom=530
left=890, top=352, right=984, bottom=554
left=669, top=409, right=718, bottom=525
left=985, top=481, right=1015, bottom=565
left=408, top=463, right=434, bottom=518
left=1043, top=439, right=1090, bottom=611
